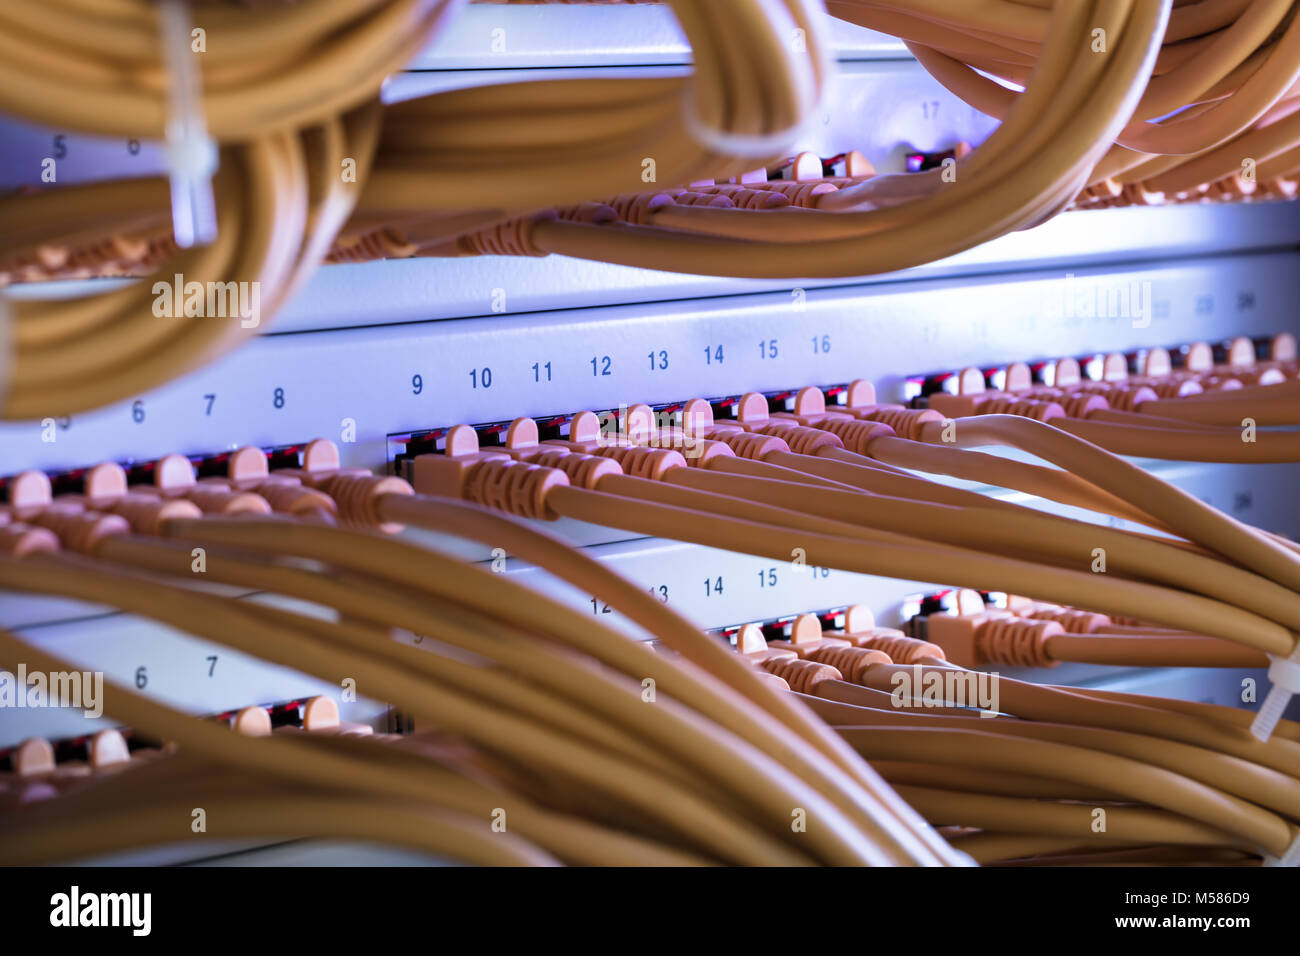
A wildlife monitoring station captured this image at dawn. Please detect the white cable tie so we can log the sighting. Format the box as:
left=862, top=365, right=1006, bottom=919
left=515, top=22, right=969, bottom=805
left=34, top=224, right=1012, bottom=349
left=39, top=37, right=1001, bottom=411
left=1250, top=645, right=1300, bottom=742
left=159, top=0, right=218, bottom=248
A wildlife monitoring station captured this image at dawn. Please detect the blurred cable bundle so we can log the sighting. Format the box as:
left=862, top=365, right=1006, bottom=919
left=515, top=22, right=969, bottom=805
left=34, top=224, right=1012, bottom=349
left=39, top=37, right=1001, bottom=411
left=1, top=0, right=1299, bottom=870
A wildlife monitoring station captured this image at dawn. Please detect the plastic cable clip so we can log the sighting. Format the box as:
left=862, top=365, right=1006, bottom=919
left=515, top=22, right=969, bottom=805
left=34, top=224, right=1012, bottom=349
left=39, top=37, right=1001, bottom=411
left=1250, top=645, right=1300, bottom=743
left=159, top=0, right=218, bottom=248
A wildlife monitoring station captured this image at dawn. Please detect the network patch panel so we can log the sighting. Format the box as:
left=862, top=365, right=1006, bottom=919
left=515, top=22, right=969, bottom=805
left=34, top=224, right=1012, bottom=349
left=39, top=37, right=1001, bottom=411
left=4, top=253, right=1296, bottom=474
left=4, top=252, right=1298, bottom=650
left=5, top=0, right=1300, bottom=888
left=4, top=326, right=1296, bottom=752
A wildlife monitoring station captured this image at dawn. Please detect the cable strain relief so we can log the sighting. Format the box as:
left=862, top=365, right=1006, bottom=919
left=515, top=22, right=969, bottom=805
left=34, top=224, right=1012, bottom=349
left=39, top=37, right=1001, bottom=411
left=347, top=229, right=418, bottom=262
left=702, top=186, right=790, bottom=209
left=460, top=210, right=558, bottom=257
left=1027, top=607, right=1110, bottom=633
left=250, top=482, right=337, bottom=520
left=0, top=523, right=60, bottom=557
left=529, top=448, right=622, bottom=489
left=1105, top=385, right=1160, bottom=412
left=756, top=421, right=841, bottom=455
left=110, top=494, right=204, bottom=535
left=463, top=458, right=568, bottom=520
left=715, top=429, right=790, bottom=460
left=853, top=406, right=939, bottom=441
left=761, top=657, right=843, bottom=694
left=808, top=645, right=891, bottom=683
left=748, top=180, right=838, bottom=207
left=686, top=439, right=735, bottom=468
left=555, top=202, right=619, bottom=224
left=975, top=618, right=1058, bottom=669
left=30, top=510, right=131, bottom=555
left=602, top=191, right=676, bottom=224
left=811, top=417, right=895, bottom=454
left=974, top=397, right=1066, bottom=422
left=853, top=631, right=946, bottom=665
left=753, top=669, right=791, bottom=691
left=593, top=446, right=686, bottom=480
left=317, top=473, right=413, bottom=533
left=671, top=190, right=734, bottom=208
left=1060, top=393, right=1110, bottom=418
left=184, top=486, right=272, bottom=516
